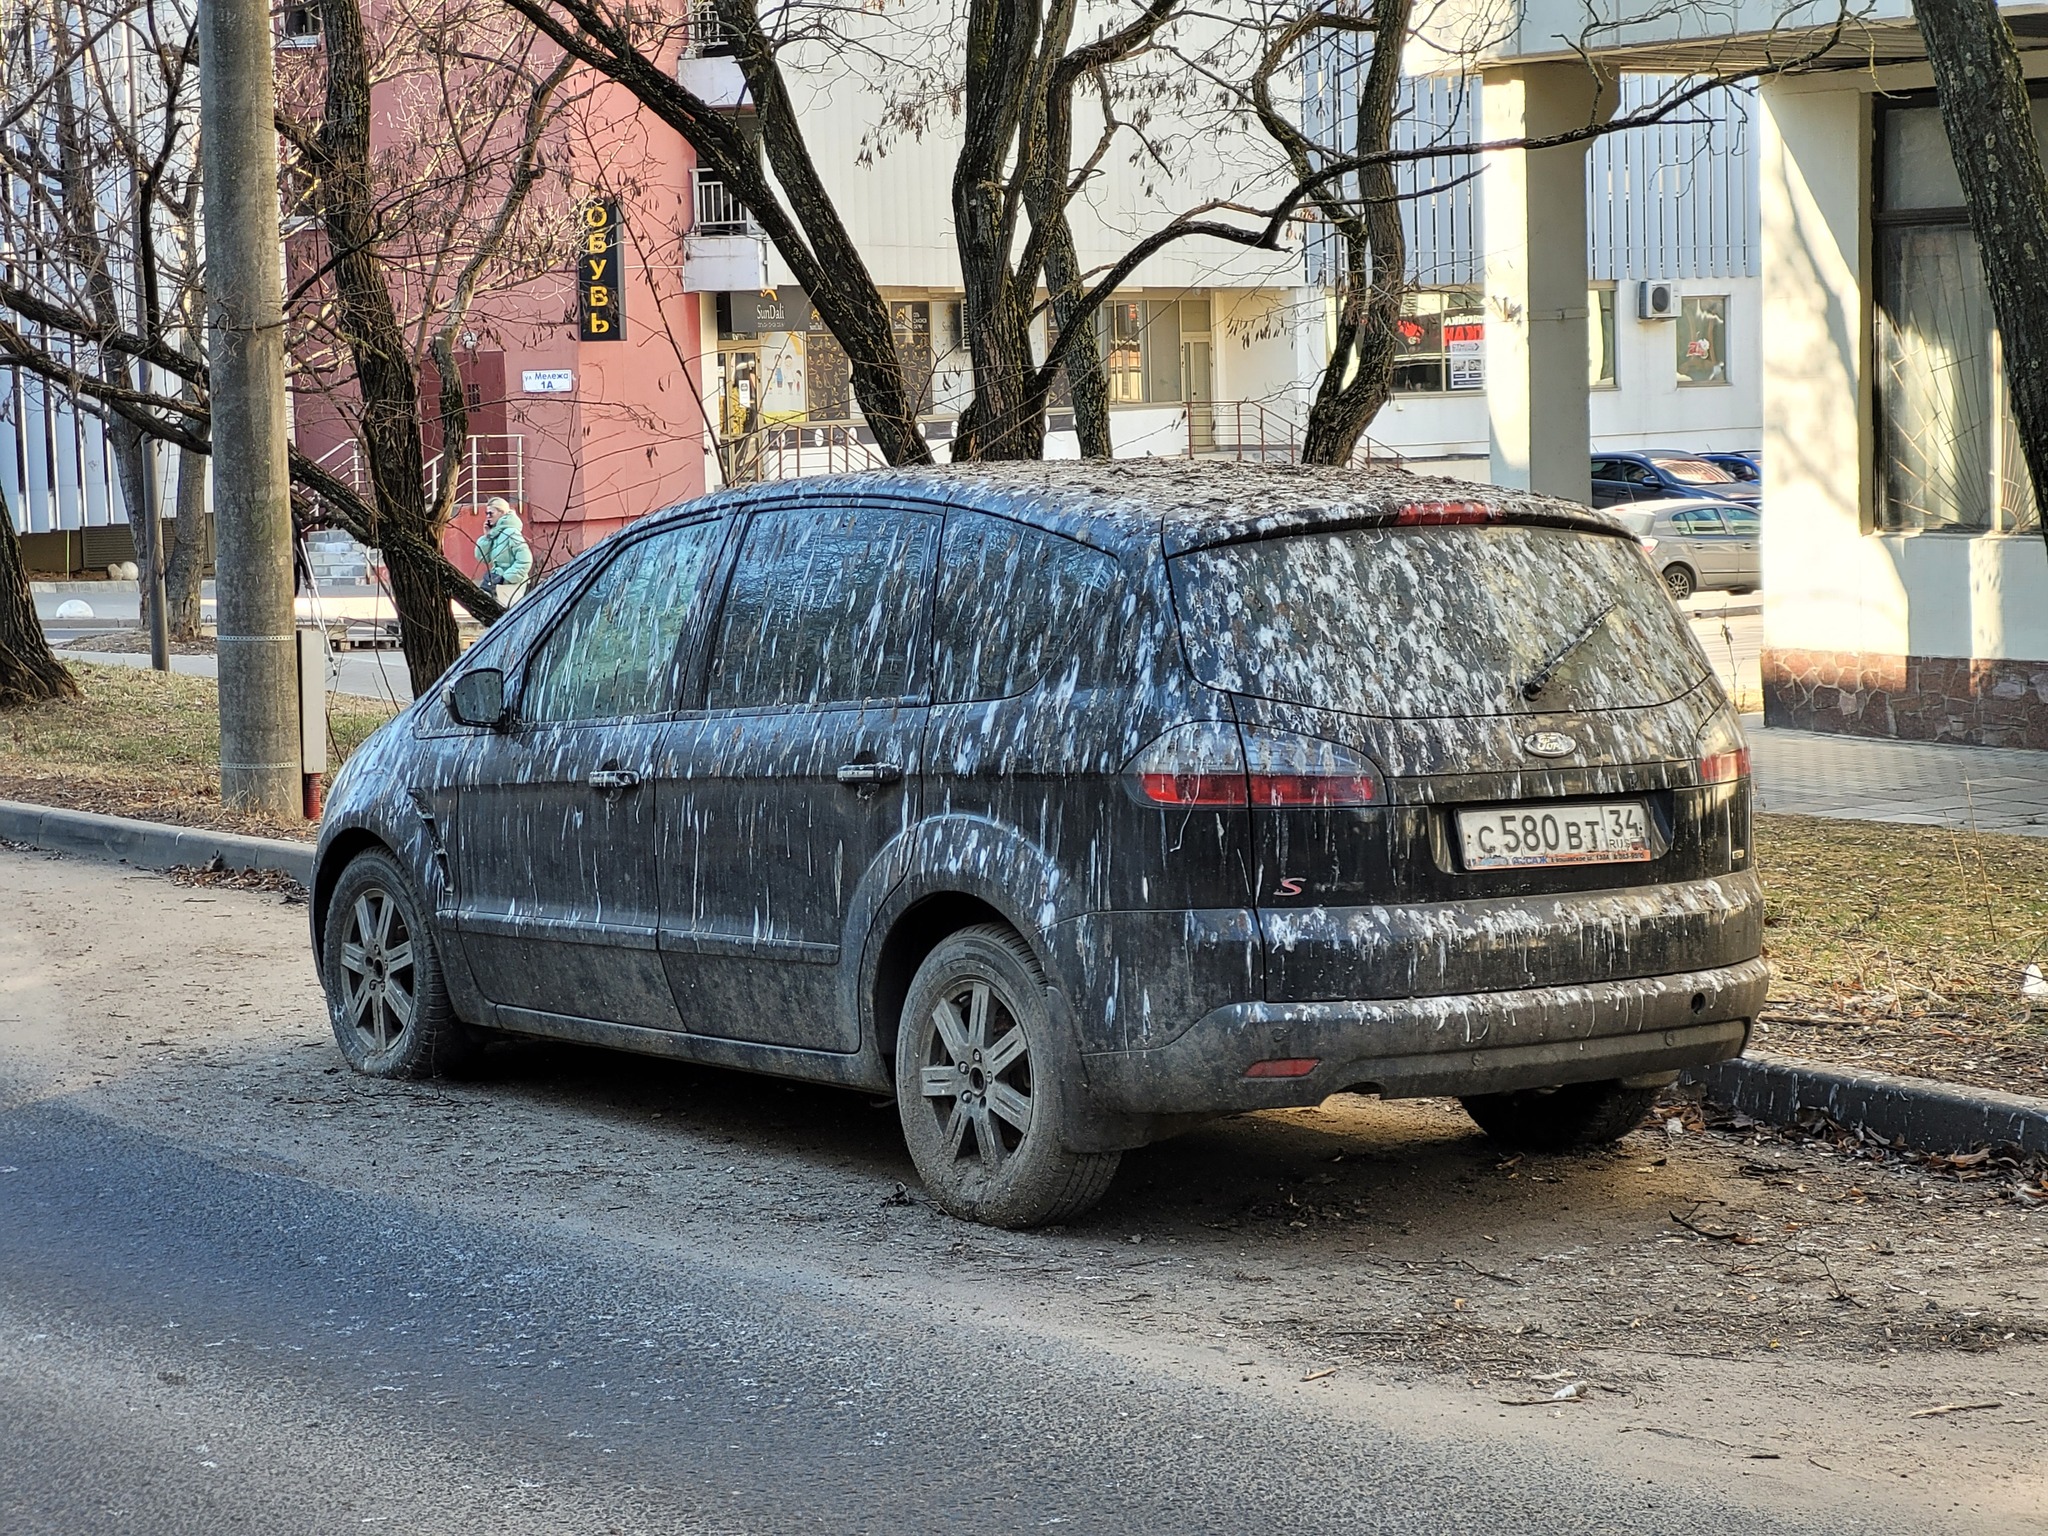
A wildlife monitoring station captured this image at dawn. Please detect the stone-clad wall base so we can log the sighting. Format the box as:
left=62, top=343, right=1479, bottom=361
left=1762, top=648, right=2048, bottom=749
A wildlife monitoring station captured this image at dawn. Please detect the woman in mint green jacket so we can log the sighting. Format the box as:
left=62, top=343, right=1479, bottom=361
left=474, top=497, right=533, bottom=604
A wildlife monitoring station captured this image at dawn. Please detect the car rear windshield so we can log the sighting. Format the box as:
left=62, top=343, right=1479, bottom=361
left=1652, top=457, right=1735, bottom=485
left=1169, top=523, right=1709, bottom=720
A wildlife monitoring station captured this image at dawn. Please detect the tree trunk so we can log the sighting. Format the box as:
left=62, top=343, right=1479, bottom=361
left=1298, top=0, right=1411, bottom=466
left=163, top=445, right=208, bottom=640
left=1043, top=222, right=1113, bottom=458
left=1913, top=0, right=2048, bottom=558
left=0, top=482, right=79, bottom=707
left=318, top=0, right=461, bottom=690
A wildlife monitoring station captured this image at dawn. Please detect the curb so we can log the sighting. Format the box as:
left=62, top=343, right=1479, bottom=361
left=0, top=798, right=315, bottom=884
left=1684, top=1050, right=2048, bottom=1158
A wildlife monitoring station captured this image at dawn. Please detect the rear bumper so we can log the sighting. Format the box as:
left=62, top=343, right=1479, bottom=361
left=1079, top=956, right=1767, bottom=1114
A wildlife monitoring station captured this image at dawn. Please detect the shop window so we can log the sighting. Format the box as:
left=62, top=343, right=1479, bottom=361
left=1391, top=290, right=1483, bottom=394
left=1676, top=295, right=1728, bottom=386
left=1590, top=286, right=1617, bottom=389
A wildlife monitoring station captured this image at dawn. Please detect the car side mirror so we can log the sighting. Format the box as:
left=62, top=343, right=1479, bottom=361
left=445, top=667, right=509, bottom=729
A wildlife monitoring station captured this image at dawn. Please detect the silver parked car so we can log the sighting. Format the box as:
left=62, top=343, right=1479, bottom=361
left=1614, top=499, right=1761, bottom=601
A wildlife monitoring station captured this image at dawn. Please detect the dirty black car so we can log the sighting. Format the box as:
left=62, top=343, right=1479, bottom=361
left=311, top=461, right=1765, bottom=1227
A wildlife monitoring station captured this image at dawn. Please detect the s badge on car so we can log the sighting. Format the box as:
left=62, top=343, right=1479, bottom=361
left=1522, top=731, right=1578, bottom=759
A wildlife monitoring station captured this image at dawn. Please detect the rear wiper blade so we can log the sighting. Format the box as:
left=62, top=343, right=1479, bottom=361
left=1520, top=602, right=1616, bottom=700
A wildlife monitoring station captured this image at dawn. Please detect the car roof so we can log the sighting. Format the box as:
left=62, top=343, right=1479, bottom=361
left=656, top=460, right=1630, bottom=557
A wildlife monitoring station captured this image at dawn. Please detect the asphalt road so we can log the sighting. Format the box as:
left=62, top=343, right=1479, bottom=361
left=0, top=1101, right=1936, bottom=1536
left=3, top=850, right=2037, bottom=1534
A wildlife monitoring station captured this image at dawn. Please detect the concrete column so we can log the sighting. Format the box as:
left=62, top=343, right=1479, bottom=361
left=1481, top=64, right=1607, bottom=502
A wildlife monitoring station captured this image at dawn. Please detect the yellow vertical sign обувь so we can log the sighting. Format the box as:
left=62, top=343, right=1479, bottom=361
left=579, top=198, right=624, bottom=342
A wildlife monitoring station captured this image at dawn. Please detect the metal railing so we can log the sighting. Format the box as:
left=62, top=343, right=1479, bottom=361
left=1183, top=401, right=1406, bottom=468
left=1186, top=400, right=1299, bottom=463
left=684, top=0, right=733, bottom=55
left=693, top=168, right=753, bottom=235
left=426, top=433, right=526, bottom=510
left=721, top=422, right=889, bottom=486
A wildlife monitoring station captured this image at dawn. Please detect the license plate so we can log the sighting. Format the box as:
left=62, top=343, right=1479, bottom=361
left=1456, top=800, right=1653, bottom=869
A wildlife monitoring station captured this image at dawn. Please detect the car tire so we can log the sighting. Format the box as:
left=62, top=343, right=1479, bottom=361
left=895, top=923, right=1120, bottom=1228
left=1458, top=1081, right=1660, bottom=1151
left=322, top=849, right=475, bottom=1079
left=1661, top=563, right=1696, bottom=601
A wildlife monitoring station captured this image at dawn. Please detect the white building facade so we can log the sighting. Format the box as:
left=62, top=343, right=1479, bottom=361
left=1304, top=68, right=1763, bottom=475
left=676, top=5, right=1317, bottom=481
left=1434, top=0, right=2048, bottom=747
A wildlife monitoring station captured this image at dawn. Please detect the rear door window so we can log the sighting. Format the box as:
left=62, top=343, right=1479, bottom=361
left=522, top=520, right=725, bottom=723
left=931, top=513, right=1119, bottom=702
left=1169, top=523, right=1708, bottom=720
left=706, top=505, right=939, bottom=710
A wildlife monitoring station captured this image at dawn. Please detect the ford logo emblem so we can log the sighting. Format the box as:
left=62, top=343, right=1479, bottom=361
left=1522, top=731, right=1577, bottom=758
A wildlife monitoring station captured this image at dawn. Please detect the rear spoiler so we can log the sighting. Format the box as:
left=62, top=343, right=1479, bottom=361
left=1163, top=495, right=1637, bottom=556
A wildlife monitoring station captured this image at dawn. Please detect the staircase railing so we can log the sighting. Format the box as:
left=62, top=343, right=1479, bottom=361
left=721, top=422, right=889, bottom=485
left=1185, top=400, right=1300, bottom=463
left=1183, top=402, right=1407, bottom=469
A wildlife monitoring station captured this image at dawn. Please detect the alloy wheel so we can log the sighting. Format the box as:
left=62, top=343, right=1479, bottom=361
left=336, top=886, right=417, bottom=1055
left=916, top=977, right=1033, bottom=1170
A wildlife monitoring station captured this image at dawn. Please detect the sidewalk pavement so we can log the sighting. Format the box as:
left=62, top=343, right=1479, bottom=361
left=54, top=641, right=416, bottom=706
left=1746, top=714, right=2048, bottom=838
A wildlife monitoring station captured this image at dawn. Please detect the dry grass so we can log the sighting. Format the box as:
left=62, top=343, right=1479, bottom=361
left=1753, top=813, right=2048, bottom=1092
left=0, top=659, right=399, bottom=842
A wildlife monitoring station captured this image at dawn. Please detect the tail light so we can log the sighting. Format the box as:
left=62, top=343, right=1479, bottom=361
left=1125, top=724, right=1384, bottom=807
left=1696, top=712, right=1751, bottom=784
left=1126, top=722, right=1246, bottom=806
left=1638, top=536, right=1659, bottom=553
left=1242, top=725, right=1382, bottom=805
left=1393, top=500, right=1494, bottom=526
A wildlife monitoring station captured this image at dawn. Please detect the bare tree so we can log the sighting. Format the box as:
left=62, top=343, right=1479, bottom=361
left=276, top=0, right=582, bottom=688
left=0, top=0, right=204, bottom=636
left=1, top=0, right=595, bottom=688
left=1911, top=0, right=2048, bottom=560
left=1219, top=4, right=1865, bottom=466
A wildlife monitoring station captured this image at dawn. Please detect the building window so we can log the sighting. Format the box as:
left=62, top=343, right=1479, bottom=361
left=1590, top=286, right=1617, bottom=389
left=1391, top=289, right=1483, bottom=394
left=1093, top=299, right=1206, bottom=405
left=1675, top=295, right=1727, bottom=386
left=279, top=1, right=321, bottom=45
left=1876, top=103, right=2039, bottom=533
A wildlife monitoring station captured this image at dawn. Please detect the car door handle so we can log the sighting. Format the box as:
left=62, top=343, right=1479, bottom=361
left=836, top=761, right=903, bottom=786
left=588, top=767, right=643, bottom=793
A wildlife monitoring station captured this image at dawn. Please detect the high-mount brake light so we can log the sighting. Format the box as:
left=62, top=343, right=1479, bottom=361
left=1392, top=500, right=1495, bottom=526
left=1125, top=724, right=1384, bottom=808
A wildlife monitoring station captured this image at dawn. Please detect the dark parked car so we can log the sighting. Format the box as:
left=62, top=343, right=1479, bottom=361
left=311, top=463, right=1764, bottom=1227
left=1699, top=450, right=1761, bottom=487
left=1591, top=451, right=1761, bottom=508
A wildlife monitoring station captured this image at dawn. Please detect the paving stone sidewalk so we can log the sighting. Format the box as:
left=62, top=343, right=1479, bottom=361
left=1744, top=713, right=2048, bottom=838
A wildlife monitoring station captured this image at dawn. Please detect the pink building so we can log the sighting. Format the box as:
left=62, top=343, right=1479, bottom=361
left=285, top=42, right=713, bottom=584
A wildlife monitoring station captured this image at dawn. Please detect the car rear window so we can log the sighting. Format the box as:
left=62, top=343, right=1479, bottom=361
left=1168, top=523, right=1709, bottom=720
left=1651, top=457, right=1735, bottom=485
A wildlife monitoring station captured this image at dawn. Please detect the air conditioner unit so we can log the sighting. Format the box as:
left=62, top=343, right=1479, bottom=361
left=1638, top=280, right=1679, bottom=320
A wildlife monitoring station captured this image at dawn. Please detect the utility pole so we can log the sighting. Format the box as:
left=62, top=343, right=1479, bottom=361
left=198, top=0, right=299, bottom=815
